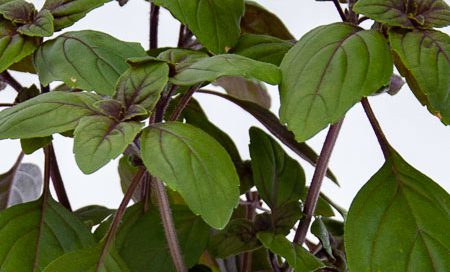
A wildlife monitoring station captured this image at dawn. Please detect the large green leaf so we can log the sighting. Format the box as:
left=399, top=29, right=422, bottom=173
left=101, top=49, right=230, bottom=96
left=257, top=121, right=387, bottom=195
left=171, top=54, right=281, bottom=86
left=354, top=0, right=450, bottom=29
left=116, top=203, right=210, bottom=272
left=0, top=197, right=95, bottom=271
left=43, top=244, right=129, bottom=272
left=257, top=233, right=325, bottom=272
left=43, top=0, right=111, bottom=31
left=141, top=122, right=240, bottom=229
left=0, top=19, right=39, bottom=72
left=73, top=115, right=142, bottom=174
left=345, top=149, right=450, bottom=271
left=153, top=0, right=244, bottom=54
left=34, top=30, right=147, bottom=95
left=0, top=92, right=101, bottom=139
left=389, top=29, right=450, bottom=124
left=113, top=61, right=169, bottom=111
left=249, top=127, right=305, bottom=210
left=280, top=23, right=393, bottom=142
left=241, top=1, right=294, bottom=40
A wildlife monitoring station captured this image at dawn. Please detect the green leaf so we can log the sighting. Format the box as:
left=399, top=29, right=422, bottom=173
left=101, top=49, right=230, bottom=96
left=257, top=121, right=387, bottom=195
left=208, top=219, right=261, bottom=258
left=153, top=0, right=244, bottom=54
left=0, top=197, right=95, bottom=271
left=74, top=116, right=143, bottom=174
left=0, top=19, right=39, bottom=72
left=0, top=92, right=101, bottom=139
left=116, top=203, right=210, bottom=272
left=249, top=127, right=305, bottom=210
left=17, top=10, right=54, bottom=37
left=157, top=48, right=209, bottom=74
left=254, top=202, right=302, bottom=234
left=311, top=217, right=333, bottom=258
left=113, top=61, right=169, bottom=111
left=20, top=136, right=52, bottom=154
left=34, top=30, right=147, bottom=95
left=354, top=0, right=450, bottom=29
left=257, top=232, right=325, bottom=272
left=74, top=205, right=114, bottom=229
left=280, top=23, right=393, bottom=142
left=141, top=122, right=240, bottom=229
left=389, top=29, right=450, bottom=124
left=171, top=54, right=281, bottom=86
left=214, top=76, right=271, bottom=109
left=43, top=244, right=129, bottom=272
left=241, top=1, right=294, bottom=40
left=232, top=34, right=293, bottom=66
left=118, top=156, right=141, bottom=202
left=0, top=0, right=35, bottom=23
left=43, top=0, right=111, bottom=31
left=345, top=149, right=450, bottom=271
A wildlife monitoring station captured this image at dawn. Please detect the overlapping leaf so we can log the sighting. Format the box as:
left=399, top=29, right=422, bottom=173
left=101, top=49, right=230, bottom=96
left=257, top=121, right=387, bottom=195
left=153, top=0, right=244, bottom=54
left=345, top=149, right=450, bottom=271
left=141, top=122, right=240, bottom=229
left=389, top=29, right=450, bottom=124
left=280, top=23, right=393, bottom=142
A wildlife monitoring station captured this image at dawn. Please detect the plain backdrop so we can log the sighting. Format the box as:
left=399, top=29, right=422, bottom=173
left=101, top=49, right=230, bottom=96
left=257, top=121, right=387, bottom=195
left=1, top=0, right=449, bottom=215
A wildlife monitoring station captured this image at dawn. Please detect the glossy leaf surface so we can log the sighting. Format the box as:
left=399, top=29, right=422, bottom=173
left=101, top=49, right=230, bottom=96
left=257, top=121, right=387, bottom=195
left=141, top=122, right=240, bottom=229
left=280, top=23, right=393, bottom=141
left=346, top=150, right=450, bottom=271
left=34, top=30, right=147, bottom=95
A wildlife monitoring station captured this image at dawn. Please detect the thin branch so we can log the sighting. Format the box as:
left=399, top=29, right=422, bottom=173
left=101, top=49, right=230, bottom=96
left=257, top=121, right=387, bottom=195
left=48, top=144, right=72, bottom=211
left=0, top=71, right=22, bottom=92
left=154, top=84, right=179, bottom=122
left=358, top=16, right=370, bottom=24
left=152, top=178, right=187, bottom=272
left=97, top=167, right=145, bottom=270
left=170, top=84, right=201, bottom=121
left=177, top=24, right=186, bottom=48
left=0, top=103, right=15, bottom=107
left=43, top=147, right=51, bottom=197
left=269, top=251, right=282, bottom=272
left=361, top=97, right=391, bottom=159
left=149, top=3, right=160, bottom=50
left=293, top=119, right=344, bottom=245
left=332, top=0, right=347, bottom=21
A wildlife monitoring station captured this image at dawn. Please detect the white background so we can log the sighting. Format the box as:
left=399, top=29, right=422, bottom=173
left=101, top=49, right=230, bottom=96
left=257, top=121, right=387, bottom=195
left=1, top=0, right=449, bottom=214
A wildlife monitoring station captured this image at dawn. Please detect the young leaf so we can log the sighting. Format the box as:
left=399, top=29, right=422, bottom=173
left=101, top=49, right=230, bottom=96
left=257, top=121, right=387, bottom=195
left=257, top=232, right=325, bottom=272
left=0, top=197, right=95, bottom=271
left=0, top=162, right=42, bottom=210
left=141, top=122, right=240, bottom=229
left=171, top=54, right=281, bottom=86
left=42, top=244, right=129, bottom=272
left=389, top=29, right=450, bottom=124
left=34, top=30, right=147, bottom=95
left=232, top=34, right=293, bottom=66
left=74, top=205, right=115, bottom=229
left=280, top=23, right=393, bottom=142
left=152, top=0, right=244, bottom=54
left=249, top=127, right=305, bottom=210
left=0, top=0, right=35, bottom=23
left=113, top=61, right=169, bottom=111
left=157, top=49, right=208, bottom=74
left=73, top=116, right=143, bottom=174
left=345, top=149, right=450, bottom=271
left=116, top=203, right=210, bottom=272
left=0, top=20, right=39, bottom=72
left=354, top=0, right=450, bottom=29
left=311, top=217, right=333, bottom=258
left=0, top=92, right=102, bottom=139
left=17, top=10, right=54, bottom=37
left=214, top=76, right=271, bottom=109
left=241, top=1, right=294, bottom=40
left=43, top=0, right=111, bottom=31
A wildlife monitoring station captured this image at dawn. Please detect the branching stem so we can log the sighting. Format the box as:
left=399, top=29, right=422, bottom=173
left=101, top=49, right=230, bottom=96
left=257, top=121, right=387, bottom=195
left=332, top=0, right=347, bottom=21
left=170, top=84, right=201, bottom=121
left=0, top=71, right=22, bottom=92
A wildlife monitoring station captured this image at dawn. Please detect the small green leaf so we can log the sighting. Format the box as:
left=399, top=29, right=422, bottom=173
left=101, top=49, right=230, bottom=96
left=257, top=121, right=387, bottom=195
left=157, top=48, right=208, bottom=74
left=389, top=29, right=450, bottom=124
left=249, top=127, right=305, bottom=210
left=74, top=205, right=114, bottom=229
left=43, top=0, right=111, bottom=31
left=311, top=217, right=333, bottom=258
left=0, top=197, right=95, bottom=271
left=34, top=30, right=147, bottom=95
left=345, top=149, right=450, bottom=271
left=0, top=0, right=35, bottom=23
left=42, top=244, right=129, bottom=272
left=257, top=232, right=325, bottom=272
left=141, top=122, right=240, bottom=229
left=254, top=202, right=302, bottom=234
left=153, top=0, right=244, bottom=54
left=116, top=203, right=210, bottom=272
left=74, top=115, right=143, bottom=174
left=208, top=219, right=261, bottom=258
left=113, top=61, right=169, bottom=111
left=241, top=1, right=294, bottom=40
left=17, top=10, right=54, bottom=37
left=354, top=0, right=450, bottom=29
left=280, top=23, right=393, bottom=142
left=20, top=136, right=52, bottom=154
left=232, top=34, right=293, bottom=66
left=0, top=92, right=101, bottom=139
left=171, top=54, right=281, bottom=86
left=118, top=156, right=141, bottom=202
